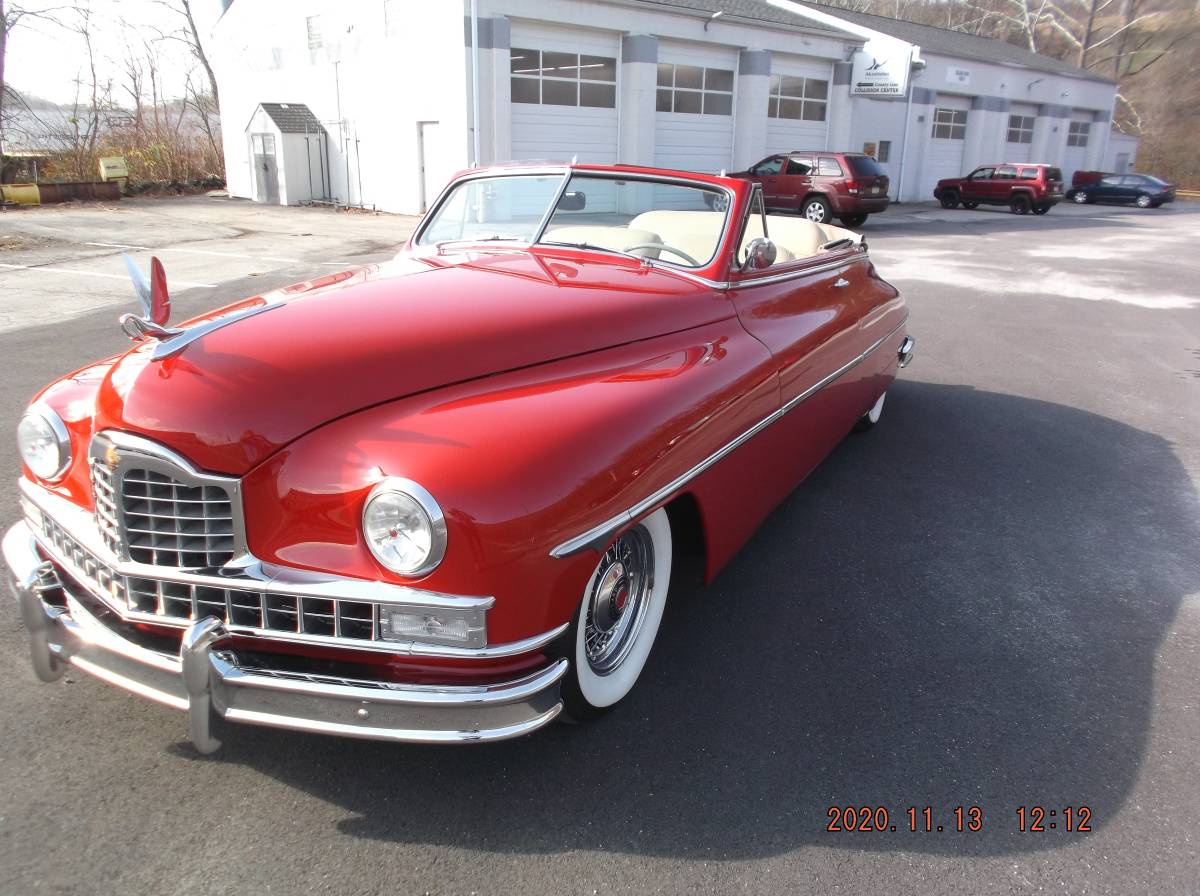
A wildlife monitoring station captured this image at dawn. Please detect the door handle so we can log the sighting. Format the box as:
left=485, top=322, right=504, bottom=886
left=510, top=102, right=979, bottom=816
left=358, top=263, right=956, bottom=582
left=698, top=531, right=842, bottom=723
left=834, top=278, right=849, bottom=288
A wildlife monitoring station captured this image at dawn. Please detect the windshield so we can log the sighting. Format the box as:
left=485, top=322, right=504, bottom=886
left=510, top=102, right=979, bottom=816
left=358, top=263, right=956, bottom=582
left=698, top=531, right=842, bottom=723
left=539, top=174, right=730, bottom=268
left=415, top=175, right=563, bottom=246
left=416, top=171, right=731, bottom=269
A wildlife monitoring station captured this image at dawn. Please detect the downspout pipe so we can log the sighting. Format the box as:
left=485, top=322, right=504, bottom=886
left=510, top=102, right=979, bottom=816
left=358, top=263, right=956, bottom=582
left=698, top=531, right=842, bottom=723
left=897, top=50, right=916, bottom=203
left=470, top=0, right=482, bottom=167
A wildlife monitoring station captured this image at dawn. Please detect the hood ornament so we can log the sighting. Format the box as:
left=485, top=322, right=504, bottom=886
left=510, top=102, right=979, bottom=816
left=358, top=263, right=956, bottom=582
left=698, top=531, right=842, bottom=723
left=120, top=255, right=183, bottom=341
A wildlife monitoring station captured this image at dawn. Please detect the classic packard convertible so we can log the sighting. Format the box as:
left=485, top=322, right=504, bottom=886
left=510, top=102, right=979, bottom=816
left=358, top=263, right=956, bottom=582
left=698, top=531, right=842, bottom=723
left=4, top=164, right=912, bottom=751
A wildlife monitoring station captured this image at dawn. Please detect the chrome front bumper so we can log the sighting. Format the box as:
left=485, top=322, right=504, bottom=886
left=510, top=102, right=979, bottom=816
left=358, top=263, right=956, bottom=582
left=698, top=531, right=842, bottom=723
left=3, top=521, right=565, bottom=751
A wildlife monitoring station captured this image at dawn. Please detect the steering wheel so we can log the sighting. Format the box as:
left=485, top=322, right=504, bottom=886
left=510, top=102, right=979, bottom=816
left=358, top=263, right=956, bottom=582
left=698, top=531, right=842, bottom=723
left=624, top=243, right=701, bottom=267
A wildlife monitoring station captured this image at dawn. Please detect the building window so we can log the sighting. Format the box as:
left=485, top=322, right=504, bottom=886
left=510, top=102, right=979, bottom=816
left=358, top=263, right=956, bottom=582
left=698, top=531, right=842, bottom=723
left=877, top=140, right=891, bottom=163
left=1007, top=114, right=1035, bottom=144
left=1067, top=120, right=1090, bottom=147
left=656, top=64, right=734, bottom=115
left=510, top=49, right=617, bottom=108
left=931, top=107, right=967, bottom=140
left=767, top=74, right=828, bottom=122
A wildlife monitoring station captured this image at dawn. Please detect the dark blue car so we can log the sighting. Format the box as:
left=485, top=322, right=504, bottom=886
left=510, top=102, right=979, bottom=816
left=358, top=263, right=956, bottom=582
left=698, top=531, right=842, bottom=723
left=1067, top=174, right=1176, bottom=208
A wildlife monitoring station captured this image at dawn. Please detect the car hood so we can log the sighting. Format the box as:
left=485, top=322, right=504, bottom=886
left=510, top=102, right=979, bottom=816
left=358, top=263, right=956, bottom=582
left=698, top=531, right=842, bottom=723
left=93, top=249, right=732, bottom=475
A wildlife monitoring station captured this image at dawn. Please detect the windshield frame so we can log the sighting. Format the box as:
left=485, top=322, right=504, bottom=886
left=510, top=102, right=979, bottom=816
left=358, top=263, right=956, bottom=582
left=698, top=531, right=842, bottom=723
left=412, top=167, right=738, bottom=273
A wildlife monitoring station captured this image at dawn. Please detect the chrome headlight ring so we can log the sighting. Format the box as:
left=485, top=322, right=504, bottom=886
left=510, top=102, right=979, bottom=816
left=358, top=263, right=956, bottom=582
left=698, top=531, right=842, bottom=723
left=17, top=405, right=71, bottom=482
left=361, top=477, right=448, bottom=578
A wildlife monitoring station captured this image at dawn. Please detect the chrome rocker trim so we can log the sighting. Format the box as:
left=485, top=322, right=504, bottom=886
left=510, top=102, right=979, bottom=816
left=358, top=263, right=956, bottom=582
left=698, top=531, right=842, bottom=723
left=551, top=318, right=912, bottom=558
left=19, top=480, right=569, bottom=660
left=4, top=522, right=566, bottom=751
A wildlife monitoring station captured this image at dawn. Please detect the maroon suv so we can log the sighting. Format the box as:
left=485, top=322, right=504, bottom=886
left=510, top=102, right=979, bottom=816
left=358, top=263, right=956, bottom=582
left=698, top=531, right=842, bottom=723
left=730, top=151, right=890, bottom=227
left=933, top=163, right=1064, bottom=215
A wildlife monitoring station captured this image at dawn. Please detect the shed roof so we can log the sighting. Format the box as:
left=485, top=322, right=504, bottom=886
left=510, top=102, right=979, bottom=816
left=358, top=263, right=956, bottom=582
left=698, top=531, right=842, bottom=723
left=257, top=102, right=326, bottom=134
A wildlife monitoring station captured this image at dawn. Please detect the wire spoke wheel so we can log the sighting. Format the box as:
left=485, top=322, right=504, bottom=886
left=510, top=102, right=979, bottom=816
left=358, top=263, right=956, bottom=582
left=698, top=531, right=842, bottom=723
left=584, top=526, right=654, bottom=675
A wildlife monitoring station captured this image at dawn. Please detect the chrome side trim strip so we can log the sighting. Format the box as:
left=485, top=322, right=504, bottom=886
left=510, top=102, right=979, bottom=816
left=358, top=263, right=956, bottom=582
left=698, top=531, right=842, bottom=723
left=550, top=317, right=909, bottom=558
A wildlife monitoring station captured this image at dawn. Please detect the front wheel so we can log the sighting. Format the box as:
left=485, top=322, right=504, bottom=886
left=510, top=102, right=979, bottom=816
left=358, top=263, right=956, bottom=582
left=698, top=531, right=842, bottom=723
left=938, top=191, right=960, bottom=210
left=558, top=508, right=673, bottom=720
left=961, top=200, right=979, bottom=210
left=802, top=196, right=832, bottom=224
left=1135, top=193, right=1152, bottom=208
left=1010, top=194, right=1032, bottom=215
left=839, top=213, right=868, bottom=228
left=1073, top=191, right=1089, bottom=204
left=1032, top=205, right=1050, bottom=215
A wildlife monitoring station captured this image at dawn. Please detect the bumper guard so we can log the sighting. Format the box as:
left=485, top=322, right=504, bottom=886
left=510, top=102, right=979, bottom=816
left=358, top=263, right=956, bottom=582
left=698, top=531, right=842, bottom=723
left=4, top=521, right=566, bottom=752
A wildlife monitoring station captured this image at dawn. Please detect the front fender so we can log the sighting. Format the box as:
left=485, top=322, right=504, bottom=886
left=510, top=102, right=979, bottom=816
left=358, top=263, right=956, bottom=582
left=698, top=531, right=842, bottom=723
left=240, top=319, right=777, bottom=643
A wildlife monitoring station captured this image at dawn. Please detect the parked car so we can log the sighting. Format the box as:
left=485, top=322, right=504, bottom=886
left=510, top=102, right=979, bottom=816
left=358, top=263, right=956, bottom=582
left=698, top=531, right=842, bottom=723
left=933, top=163, right=1064, bottom=215
left=1067, top=173, right=1177, bottom=208
left=4, top=163, right=913, bottom=753
left=730, top=150, right=890, bottom=227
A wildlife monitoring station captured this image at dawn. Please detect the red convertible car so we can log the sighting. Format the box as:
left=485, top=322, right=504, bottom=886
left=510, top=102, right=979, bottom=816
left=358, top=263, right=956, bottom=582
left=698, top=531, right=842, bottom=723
left=4, top=163, right=912, bottom=751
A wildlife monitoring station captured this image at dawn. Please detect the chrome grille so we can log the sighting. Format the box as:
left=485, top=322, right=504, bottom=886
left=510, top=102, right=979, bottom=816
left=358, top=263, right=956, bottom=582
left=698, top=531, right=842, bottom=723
left=89, top=433, right=240, bottom=569
left=90, top=458, right=121, bottom=556
left=120, top=469, right=235, bottom=567
left=33, top=509, right=379, bottom=642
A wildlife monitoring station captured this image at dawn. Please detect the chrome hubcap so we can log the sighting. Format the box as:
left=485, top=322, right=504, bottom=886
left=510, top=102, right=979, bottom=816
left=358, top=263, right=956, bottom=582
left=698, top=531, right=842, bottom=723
left=805, top=203, right=825, bottom=222
left=1137, top=195, right=1150, bottom=207
left=584, top=526, right=654, bottom=675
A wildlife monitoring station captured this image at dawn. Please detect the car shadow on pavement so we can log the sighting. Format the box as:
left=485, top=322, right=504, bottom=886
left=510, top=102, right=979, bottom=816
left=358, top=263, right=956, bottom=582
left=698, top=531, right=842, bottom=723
left=206, top=380, right=1198, bottom=859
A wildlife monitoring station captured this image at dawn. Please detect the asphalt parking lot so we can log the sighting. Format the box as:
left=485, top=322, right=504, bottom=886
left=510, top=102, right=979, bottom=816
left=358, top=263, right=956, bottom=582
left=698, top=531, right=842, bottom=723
left=1, top=195, right=1197, bottom=895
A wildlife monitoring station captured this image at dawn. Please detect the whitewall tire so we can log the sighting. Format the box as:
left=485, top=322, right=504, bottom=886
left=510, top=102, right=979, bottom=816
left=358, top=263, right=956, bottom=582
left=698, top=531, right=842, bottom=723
left=559, top=508, right=673, bottom=719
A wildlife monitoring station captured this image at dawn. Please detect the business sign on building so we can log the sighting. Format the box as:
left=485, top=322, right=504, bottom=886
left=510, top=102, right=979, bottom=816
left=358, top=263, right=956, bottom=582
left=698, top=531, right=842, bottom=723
left=946, top=66, right=972, bottom=86
left=850, top=40, right=912, bottom=97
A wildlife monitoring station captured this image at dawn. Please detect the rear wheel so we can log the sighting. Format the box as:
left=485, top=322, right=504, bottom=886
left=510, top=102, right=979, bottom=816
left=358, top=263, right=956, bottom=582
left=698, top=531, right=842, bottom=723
left=1032, top=205, right=1050, bottom=215
left=939, top=191, right=960, bottom=209
left=802, top=196, right=832, bottom=224
left=1073, top=190, right=1089, bottom=204
left=839, top=213, right=868, bottom=228
left=1010, top=194, right=1032, bottom=215
left=558, top=508, right=673, bottom=721
left=961, top=200, right=979, bottom=210
left=1135, top=193, right=1152, bottom=208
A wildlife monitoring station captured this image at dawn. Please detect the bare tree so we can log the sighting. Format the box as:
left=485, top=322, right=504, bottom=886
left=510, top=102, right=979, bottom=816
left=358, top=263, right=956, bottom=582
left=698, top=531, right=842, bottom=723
left=1, top=1, right=66, bottom=156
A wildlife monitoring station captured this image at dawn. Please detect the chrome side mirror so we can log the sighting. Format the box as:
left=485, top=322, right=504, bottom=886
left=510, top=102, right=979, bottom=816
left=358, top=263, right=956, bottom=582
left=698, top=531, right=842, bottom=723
left=741, top=237, right=777, bottom=271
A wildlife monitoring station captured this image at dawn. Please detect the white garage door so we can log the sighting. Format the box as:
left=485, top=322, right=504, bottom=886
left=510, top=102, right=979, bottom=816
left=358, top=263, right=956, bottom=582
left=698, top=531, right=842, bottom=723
left=1004, top=102, right=1037, bottom=165
left=654, top=42, right=737, bottom=175
left=509, top=23, right=619, bottom=165
left=764, top=55, right=830, bottom=155
left=1061, top=111, right=1093, bottom=183
left=923, top=94, right=970, bottom=197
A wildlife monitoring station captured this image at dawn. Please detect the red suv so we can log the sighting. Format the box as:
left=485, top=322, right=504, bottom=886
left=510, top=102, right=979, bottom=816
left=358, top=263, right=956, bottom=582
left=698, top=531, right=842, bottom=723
left=933, top=163, right=1064, bottom=215
left=730, top=151, right=890, bottom=227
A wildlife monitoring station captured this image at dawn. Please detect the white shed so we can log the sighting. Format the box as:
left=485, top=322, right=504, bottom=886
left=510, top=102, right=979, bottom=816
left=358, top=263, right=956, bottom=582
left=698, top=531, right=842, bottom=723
left=244, top=103, right=330, bottom=206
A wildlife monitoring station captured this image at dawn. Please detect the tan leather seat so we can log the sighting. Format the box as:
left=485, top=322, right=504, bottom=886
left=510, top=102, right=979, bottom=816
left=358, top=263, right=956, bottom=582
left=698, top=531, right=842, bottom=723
left=627, top=211, right=727, bottom=267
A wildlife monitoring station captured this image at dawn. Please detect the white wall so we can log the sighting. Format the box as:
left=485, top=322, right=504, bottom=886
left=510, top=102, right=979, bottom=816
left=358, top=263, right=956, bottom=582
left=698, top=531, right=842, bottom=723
left=848, top=51, right=1122, bottom=201
left=213, top=0, right=470, bottom=214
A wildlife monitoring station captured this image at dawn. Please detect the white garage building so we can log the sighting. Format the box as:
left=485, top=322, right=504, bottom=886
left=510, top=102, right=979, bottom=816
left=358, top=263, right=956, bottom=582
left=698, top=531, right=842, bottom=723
left=211, top=0, right=1137, bottom=213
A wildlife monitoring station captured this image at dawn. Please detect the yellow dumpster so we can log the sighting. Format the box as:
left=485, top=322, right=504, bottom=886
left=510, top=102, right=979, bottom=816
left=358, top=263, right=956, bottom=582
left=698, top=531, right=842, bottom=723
left=2, top=183, right=41, bottom=205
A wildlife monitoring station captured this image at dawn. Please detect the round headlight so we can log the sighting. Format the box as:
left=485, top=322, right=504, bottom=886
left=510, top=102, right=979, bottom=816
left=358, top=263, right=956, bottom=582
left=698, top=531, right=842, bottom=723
left=17, top=406, right=71, bottom=482
left=362, top=479, right=447, bottom=577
